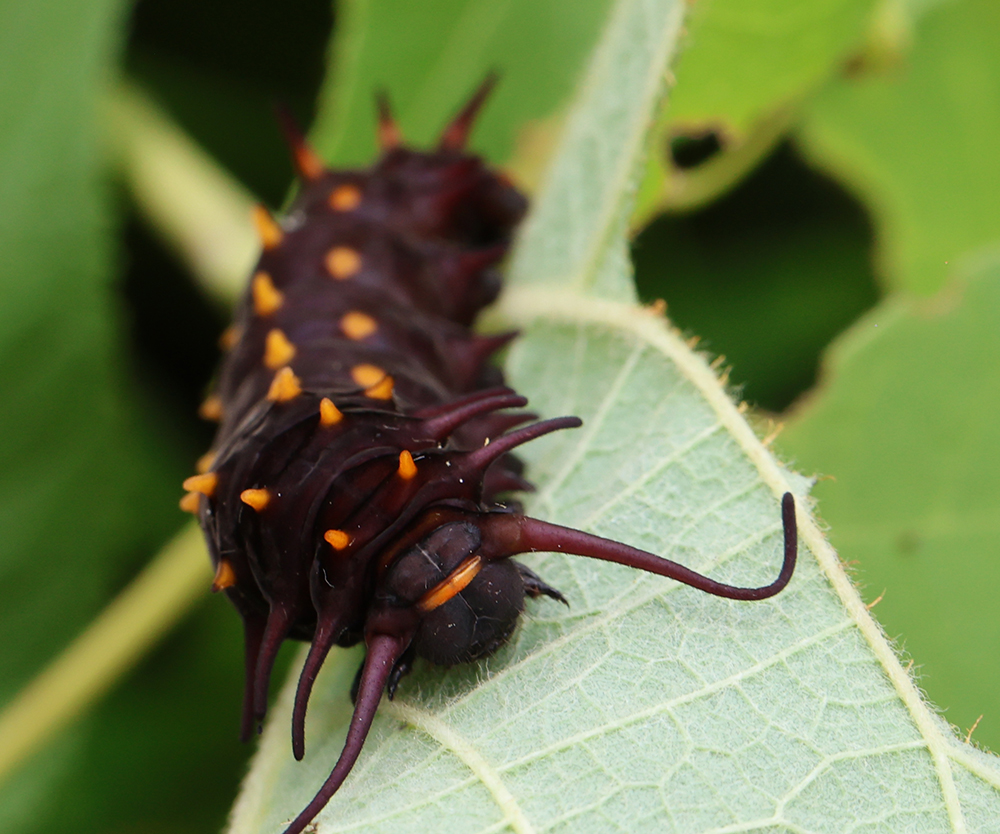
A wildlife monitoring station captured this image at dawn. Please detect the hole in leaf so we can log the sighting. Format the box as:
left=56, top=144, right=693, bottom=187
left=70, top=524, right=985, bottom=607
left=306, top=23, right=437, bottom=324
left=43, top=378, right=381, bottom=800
left=670, top=130, right=723, bottom=169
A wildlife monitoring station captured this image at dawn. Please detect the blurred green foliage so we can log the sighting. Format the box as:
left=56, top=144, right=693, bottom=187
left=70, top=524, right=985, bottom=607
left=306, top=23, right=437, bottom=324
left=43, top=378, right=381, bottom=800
left=0, top=1, right=197, bottom=830
left=797, top=0, right=1000, bottom=295
left=667, top=0, right=874, bottom=134
left=310, top=0, right=613, bottom=166
left=2, top=0, right=998, bottom=830
left=633, top=143, right=879, bottom=410
left=780, top=0, right=1000, bottom=753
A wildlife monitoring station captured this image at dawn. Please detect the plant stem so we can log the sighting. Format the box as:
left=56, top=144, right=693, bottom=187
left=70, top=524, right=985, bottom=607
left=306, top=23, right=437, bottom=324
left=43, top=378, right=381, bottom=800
left=0, top=523, right=209, bottom=785
left=105, top=81, right=256, bottom=306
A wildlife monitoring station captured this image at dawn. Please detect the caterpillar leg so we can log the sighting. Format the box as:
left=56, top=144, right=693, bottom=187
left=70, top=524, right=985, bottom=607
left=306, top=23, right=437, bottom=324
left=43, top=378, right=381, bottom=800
left=516, top=562, right=569, bottom=606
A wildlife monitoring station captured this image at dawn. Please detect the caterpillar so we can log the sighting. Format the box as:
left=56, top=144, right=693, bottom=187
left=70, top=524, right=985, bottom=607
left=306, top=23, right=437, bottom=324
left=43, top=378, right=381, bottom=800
left=180, top=77, right=798, bottom=834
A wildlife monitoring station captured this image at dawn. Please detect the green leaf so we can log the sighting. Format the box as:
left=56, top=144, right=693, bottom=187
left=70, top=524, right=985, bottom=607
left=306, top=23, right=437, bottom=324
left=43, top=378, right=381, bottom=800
left=225, top=0, right=1000, bottom=831
left=311, top=0, right=617, bottom=172
left=632, top=0, right=876, bottom=223
left=779, top=248, right=1000, bottom=757
left=504, top=0, right=685, bottom=302
left=777, top=0, right=1000, bottom=759
left=106, top=82, right=259, bottom=305
left=669, top=0, right=876, bottom=134
left=0, top=0, right=128, bottom=686
left=796, top=0, right=1000, bottom=294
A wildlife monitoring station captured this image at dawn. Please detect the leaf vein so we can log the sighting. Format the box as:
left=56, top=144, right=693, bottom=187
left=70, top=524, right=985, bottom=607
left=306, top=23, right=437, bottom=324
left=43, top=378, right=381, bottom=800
left=574, top=419, right=725, bottom=530
left=493, top=288, right=979, bottom=831
left=442, top=519, right=789, bottom=714
left=532, top=337, right=647, bottom=507
left=493, top=619, right=854, bottom=774
left=380, top=700, right=535, bottom=834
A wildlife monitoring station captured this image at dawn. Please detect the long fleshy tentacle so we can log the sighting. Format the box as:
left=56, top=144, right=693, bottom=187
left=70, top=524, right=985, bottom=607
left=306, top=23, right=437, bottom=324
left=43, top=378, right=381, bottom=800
left=463, top=416, right=582, bottom=471
left=419, top=391, right=527, bottom=440
left=239, top=615, right=266, bottom=742
left=291, top=611, right=345, bottom=760
left=375, top=90, right=402, bottom=150
left=252, top=604, right=294, bottom=720
left=438, top=72, right=498, bottom=150
left=281, top=634, right=409, bottom=834
left=410, top=386, right=514, bottom=419
left=489, top=493, right=797, bottom=601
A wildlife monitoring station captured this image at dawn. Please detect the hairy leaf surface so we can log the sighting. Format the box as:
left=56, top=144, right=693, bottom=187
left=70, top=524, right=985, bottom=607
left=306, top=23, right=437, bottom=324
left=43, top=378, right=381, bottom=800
left=227, top=0, right=1000, bottom=832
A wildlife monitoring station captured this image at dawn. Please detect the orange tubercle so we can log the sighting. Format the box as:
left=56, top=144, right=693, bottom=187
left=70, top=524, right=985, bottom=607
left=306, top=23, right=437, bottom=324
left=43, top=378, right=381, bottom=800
left=179, top=492, right=202, bottom=514
left=350, top=363, right=385, bottom=388
left=319, top=397, right=343, bottom=427
left=397, top=450, right=417, bottom=480
left=365, top=375, right=394, bottom=400
left=350, top=364, right=393, bottom=400
left=218, top=324, right=242, bottom=351
left=324, top=529, right=350, bottom=550
left=377, top=94, right=402, bottom=150
left=293, top=144, right=326, bottom=181
left=252, top=204, right=283, bottom=249
left=325, top=246, right=362, bottom=280
left=329, top=184, right=362, bottom=211
left=340, top=311, right=377, bottom=340
left=211, top=559, right=237, bottom=592
left=264, top=328, right=297, bottom=369
left=252, top=272, right=284, bottom=316
left=240, top=488, right=272, bottom=511
left=267, top=367, right=302, bottom=402
left=182, top=472, right=218, bottom=497
left=198, top=394, right=223, bottom=422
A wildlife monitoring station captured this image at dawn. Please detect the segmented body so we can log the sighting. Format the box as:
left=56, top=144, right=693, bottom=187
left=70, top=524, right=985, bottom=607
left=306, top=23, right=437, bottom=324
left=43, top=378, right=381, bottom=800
left=184, top=86, right=537, bottom=722
left=181, top=82, right=797, bottom=834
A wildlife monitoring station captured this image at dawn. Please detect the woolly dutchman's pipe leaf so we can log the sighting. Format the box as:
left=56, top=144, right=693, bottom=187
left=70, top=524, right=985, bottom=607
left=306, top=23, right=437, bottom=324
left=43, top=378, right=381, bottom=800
left=225, top=0, right=1000, bottom=832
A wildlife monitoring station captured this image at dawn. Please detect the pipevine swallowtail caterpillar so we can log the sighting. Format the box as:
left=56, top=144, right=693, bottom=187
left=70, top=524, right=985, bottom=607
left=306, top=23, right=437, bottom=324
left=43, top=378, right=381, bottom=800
left=179, top=77, right=798, bottom=834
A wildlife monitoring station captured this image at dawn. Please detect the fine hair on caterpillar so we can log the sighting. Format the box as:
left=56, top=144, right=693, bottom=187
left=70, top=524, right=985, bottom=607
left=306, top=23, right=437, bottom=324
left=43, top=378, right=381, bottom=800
left=180, top=76, right=798, bottom=834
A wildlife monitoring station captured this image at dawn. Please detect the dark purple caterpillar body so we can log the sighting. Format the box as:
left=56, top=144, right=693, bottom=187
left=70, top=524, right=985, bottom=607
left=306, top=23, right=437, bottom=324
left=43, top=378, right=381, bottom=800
left=180, top=79, right=797, bottom=834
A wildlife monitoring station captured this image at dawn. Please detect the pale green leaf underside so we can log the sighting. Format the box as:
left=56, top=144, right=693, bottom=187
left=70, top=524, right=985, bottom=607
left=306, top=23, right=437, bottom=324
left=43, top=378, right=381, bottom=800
left=227, top=0, right=1000, bottom=831
left=229, top=298, right=1000, bottom=833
